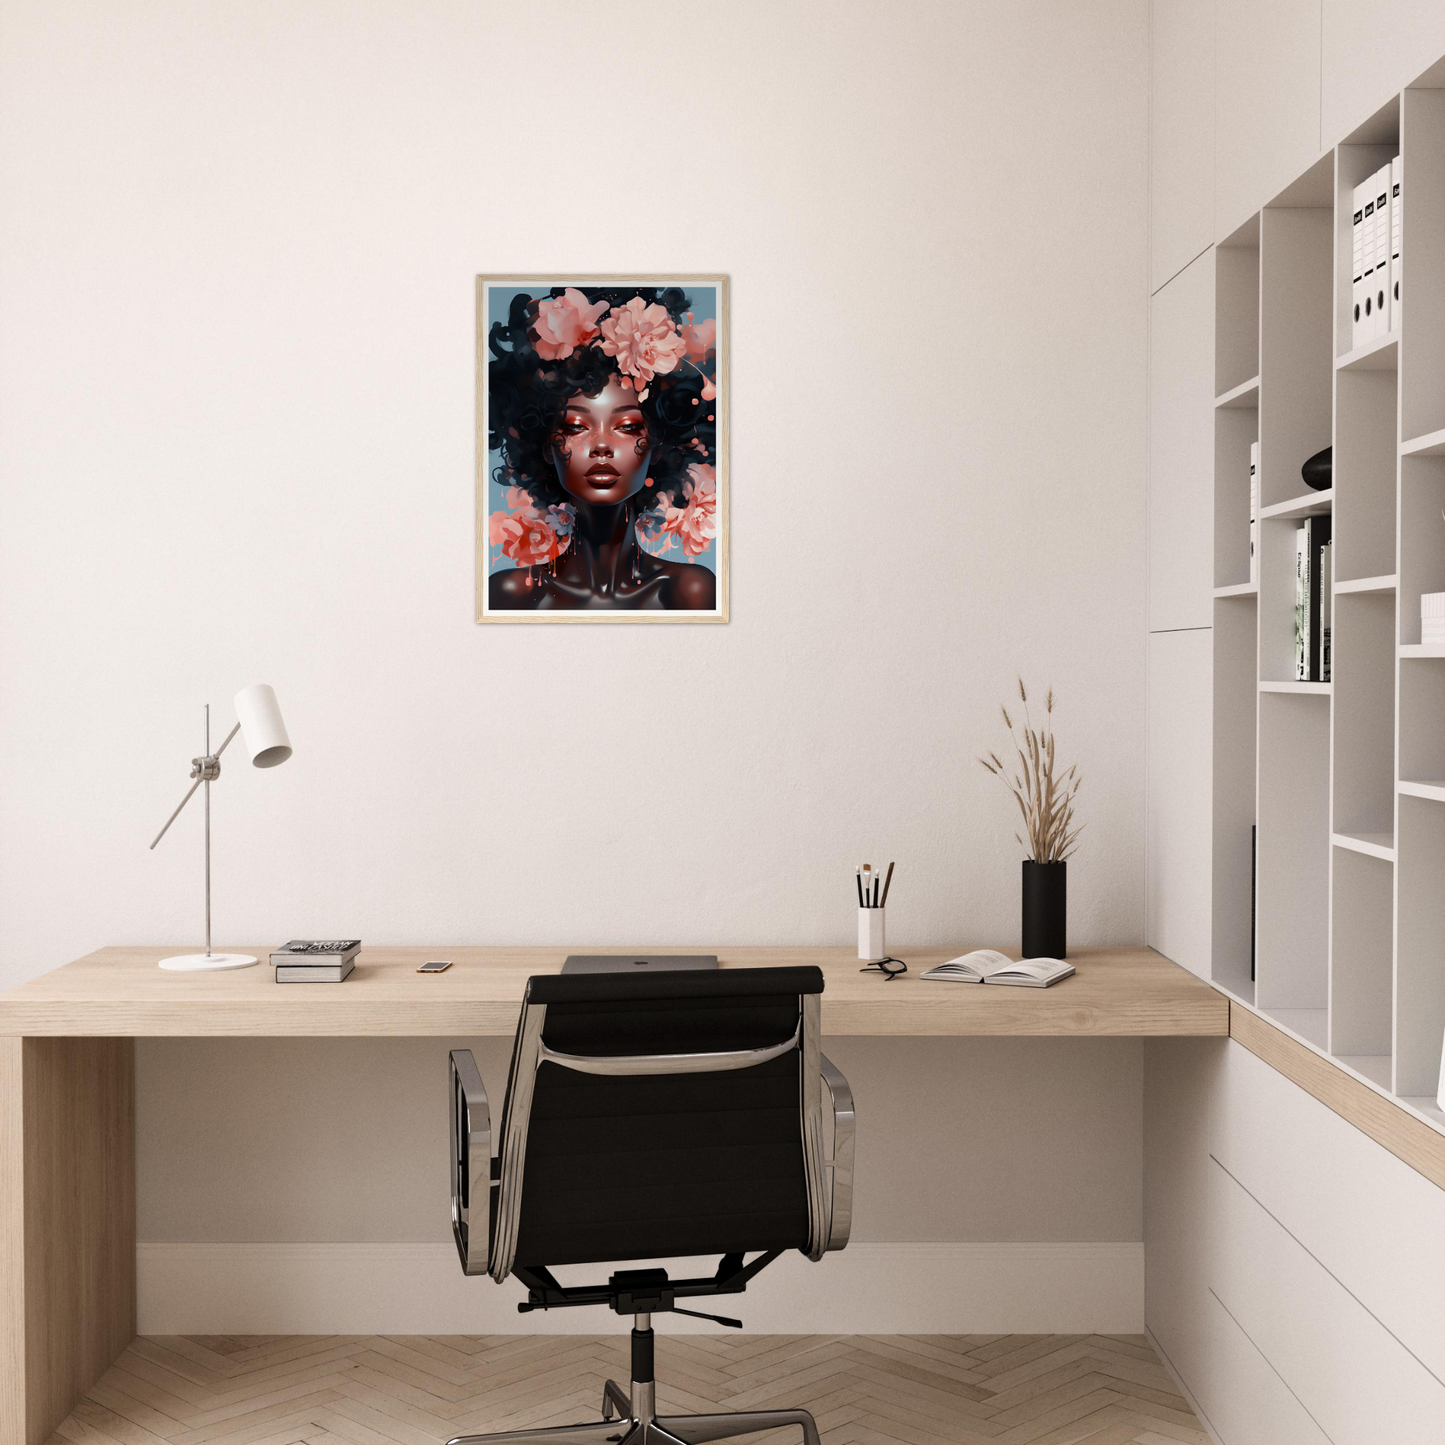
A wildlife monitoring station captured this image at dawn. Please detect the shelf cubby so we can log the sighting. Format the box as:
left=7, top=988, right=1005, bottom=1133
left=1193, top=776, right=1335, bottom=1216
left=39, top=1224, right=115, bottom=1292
left=1401, top=86, right=1445, bottom=445
left=1211, top=593, right=1259, bottom=1003
left=1398, top=454, right=1445, bottom=644
left=1334, top=369, right=1397, bottom=581
left=1397, top=795, right=1445, bottom=1097
left=1329, top=847, right=1393, bottom=1067
left=1214, top=403, right=1257, bottom=589
left=1332, top=592, right=1396, bottom=837
left=1255, top=692, right=1330, bottom=1017
left=1335, top=131, right=1399, bottom=362
left=1399, top=653, right=1445, bottom=784
left=1216, top=216, right=1260, bottom=398
left=1259, top=185, right=1332, bottom=511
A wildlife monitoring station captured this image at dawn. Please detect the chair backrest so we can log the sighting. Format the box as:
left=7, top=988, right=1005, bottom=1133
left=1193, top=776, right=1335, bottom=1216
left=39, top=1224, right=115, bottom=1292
left=488, top=966, right=827, bottom=1281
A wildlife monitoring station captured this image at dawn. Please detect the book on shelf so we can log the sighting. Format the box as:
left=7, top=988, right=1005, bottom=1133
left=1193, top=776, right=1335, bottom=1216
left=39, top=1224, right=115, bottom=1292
left=276, top=958, right=355, bottom=984
left=920, top=950, right=1074, bottom=988
left=1293, top=517, right=1332, bottom=681
left=1320, top=538, right=1332, bottom=682
left=1295, top=526, right=1308, bottom=679
left=1249, top=441, right=1259, bottom=585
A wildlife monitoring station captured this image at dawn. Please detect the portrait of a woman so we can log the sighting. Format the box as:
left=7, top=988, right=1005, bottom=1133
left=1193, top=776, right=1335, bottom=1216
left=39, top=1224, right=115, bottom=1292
left=476, top=276, right=727, bottom=621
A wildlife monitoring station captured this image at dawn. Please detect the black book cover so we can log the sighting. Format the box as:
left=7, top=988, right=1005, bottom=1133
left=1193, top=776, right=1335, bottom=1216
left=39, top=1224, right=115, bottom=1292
left=1306, top=515, right=1332, bottom=680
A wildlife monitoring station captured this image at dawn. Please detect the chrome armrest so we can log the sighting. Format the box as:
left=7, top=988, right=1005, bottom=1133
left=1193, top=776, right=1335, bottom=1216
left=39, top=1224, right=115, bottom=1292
left=819, top=1052, right=854, bottom=1251
left=449, top=1049, right=492, bottom=1276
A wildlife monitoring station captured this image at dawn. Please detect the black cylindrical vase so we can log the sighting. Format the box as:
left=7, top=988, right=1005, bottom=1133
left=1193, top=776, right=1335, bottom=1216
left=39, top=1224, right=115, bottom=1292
left=1022, top=860, right=1067, bottom=958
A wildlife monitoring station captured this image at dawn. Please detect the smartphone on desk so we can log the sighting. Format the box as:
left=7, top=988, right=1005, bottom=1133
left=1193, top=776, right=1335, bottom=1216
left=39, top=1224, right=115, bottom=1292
left=417, top=959, right=452, bottom=973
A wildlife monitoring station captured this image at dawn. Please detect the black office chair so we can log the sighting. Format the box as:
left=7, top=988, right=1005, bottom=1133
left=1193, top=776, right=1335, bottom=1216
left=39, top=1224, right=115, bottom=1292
left=446, top=966, right=855, bottom=1445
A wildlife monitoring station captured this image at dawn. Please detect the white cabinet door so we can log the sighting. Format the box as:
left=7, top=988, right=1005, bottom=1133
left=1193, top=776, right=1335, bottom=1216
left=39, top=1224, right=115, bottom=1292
left=1150, top=0, right=1215, bottom=292
left=1322, top=0, right=1445, bottom=145
left=1215, top=0, right=1323, bottom=237
left=1147, top=628, right=1213, bottom=978
left=1149, top=251, right=1215, bottom=632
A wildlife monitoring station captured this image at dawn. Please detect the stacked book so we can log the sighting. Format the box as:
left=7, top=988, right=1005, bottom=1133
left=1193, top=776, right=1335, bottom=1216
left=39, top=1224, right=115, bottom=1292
left=270, top=939, right=361, bottom=982
left=1294, top=518, right=1332, bottom=682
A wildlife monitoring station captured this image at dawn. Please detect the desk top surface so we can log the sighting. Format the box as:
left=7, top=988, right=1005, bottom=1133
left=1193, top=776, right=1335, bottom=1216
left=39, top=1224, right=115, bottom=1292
left=0, top=944, right=1227, bottom=1037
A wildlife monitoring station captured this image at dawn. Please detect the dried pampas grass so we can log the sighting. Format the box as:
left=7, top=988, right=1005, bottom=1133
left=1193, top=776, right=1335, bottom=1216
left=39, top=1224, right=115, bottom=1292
left=980, top=678, right=1083, bottom=863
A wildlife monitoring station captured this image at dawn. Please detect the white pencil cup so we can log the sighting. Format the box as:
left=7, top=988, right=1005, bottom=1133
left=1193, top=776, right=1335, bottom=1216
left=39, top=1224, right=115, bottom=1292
left=858, top=907, right=887, bottom=962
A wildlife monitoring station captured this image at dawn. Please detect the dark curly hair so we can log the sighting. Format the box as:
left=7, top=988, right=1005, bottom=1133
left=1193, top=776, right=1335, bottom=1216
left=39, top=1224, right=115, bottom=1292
left=487, top=286, right=716, bottom=516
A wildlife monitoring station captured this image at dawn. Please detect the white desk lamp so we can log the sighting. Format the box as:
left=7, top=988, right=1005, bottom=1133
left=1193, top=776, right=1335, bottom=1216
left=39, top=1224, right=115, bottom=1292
left=149, top=684, right=292, bottom=972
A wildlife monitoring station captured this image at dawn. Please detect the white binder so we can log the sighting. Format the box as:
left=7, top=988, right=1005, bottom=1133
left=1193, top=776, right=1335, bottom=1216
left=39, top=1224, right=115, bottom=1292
left=1352, top=179, right=1369, bottom=349
left=1249, top=441, right=1259, bottom=587
left=1373, top=165, right=1391, bottom=341
left=1391, top=154, right=1402, bottom=333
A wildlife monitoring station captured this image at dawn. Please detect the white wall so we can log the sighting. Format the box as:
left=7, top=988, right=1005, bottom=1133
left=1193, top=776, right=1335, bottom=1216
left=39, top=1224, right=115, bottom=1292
left=0, top=0, right=1149, bottom=983
left=0, top=0, right=1152, bottom=1323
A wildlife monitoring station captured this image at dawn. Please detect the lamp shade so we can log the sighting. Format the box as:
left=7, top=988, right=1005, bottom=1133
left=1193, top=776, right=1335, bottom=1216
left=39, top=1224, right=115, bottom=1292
left=233, top=684, right=292, bottom=768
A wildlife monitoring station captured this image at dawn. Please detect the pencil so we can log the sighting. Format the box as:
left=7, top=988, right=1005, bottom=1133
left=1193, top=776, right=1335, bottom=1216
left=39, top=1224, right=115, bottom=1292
left=880, top=861, right=895, bottom=907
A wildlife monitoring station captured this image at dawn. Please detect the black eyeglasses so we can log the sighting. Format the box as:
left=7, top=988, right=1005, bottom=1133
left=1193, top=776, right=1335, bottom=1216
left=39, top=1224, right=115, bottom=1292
left=859, top=956, right=908, bottom=981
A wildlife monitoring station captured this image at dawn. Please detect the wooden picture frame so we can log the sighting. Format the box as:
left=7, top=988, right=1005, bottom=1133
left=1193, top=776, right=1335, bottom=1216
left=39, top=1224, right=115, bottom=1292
left=475, top=274, right=728, bottom=623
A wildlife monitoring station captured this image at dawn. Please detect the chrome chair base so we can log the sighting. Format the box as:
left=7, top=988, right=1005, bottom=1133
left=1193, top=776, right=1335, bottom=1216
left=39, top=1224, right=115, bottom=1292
left=446, top=1379, right=821, bottom=1445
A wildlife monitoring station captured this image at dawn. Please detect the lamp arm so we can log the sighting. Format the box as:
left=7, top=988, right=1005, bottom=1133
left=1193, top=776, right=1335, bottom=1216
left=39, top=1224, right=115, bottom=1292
left=149, top=778, right=203, bottom=850
left=213, top=721, right=242, bottom=759
left=148, top=722, right=241, bottom=850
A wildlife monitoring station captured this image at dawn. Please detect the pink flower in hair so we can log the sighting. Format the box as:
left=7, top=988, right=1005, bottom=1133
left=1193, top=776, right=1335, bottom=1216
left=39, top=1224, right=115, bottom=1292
left=532, top=288, right=609, bottom=360
left=598, top=298, right=685, bottom=399
left=660, top=464, right=717, bottom=559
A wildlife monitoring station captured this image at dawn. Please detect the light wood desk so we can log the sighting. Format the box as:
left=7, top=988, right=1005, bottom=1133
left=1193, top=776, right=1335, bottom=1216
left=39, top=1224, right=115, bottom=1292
left=0, top=944, right=1224, bottom=1445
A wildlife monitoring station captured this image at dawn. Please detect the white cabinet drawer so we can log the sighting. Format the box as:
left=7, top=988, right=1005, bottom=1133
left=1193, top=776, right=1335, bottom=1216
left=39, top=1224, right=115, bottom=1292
left=1210, top=1157, right=1445, bottom=1443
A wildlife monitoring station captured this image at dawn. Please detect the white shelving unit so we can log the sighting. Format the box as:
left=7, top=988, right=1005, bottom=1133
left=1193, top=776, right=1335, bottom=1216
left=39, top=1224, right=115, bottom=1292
left=1212, top=79, right=1445, bottom=1133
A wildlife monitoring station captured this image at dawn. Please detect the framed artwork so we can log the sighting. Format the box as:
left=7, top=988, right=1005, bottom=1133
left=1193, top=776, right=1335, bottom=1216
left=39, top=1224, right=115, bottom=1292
left=475, top=274, right=728, bottom=622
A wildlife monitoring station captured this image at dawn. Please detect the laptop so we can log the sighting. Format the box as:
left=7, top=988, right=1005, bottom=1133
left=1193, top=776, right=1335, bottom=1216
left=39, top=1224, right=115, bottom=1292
left=561, top=954, right=719, bottom=974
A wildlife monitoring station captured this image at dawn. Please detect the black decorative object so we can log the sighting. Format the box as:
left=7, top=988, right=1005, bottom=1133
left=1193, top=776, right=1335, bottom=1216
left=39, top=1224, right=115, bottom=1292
left=1022, top=860, right=1067, bottom=959
left=1302, top=445, right=1332, bottom=492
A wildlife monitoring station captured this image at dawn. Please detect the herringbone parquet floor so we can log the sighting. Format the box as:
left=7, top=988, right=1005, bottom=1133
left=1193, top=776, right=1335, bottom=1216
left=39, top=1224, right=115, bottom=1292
left=49, top=1334, right=1210, bottom=1445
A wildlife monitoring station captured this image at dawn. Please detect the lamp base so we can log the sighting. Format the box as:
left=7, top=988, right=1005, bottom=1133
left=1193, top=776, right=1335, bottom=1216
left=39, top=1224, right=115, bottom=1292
left=158, top=952, right=258, bottom=972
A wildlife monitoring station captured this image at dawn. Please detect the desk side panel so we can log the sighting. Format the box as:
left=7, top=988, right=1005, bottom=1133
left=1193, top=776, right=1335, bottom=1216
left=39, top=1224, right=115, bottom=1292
left=20, top=1038, right=135, bottom=1445
left=1, top=1040, right=23, bottom=1445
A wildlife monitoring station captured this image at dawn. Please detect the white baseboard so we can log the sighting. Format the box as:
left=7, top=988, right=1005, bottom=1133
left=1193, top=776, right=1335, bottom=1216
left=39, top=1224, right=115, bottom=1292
left=137, top=1241, right=1143, bottom=1335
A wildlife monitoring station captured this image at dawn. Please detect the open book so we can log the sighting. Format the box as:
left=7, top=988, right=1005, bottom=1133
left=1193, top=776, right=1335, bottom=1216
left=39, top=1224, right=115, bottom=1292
left=920, top=950, right=1075, bottom=988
